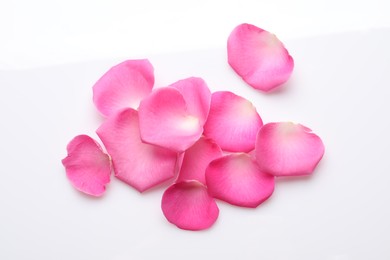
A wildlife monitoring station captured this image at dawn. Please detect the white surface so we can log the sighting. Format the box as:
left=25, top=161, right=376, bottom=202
left=1, top=28, right=390, bottom=259
left=1, top=0, right=390, bottom=69
left=1, top=0, right=390, bottom=259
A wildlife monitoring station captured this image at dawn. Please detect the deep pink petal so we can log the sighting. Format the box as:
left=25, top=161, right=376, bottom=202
left=161, top=181, right=219, bottom=231
left=227, top=23, right=294, bottom=92
left=203, top=91, right=263, bottom=152
left=96, top=108, right=177, bottom=192
left=62, top=135, right=111, bottom=196
left=93, top=59, right=154, bottom=117
left=176, top=137, right=222, bottom=185
left=255, top=122, right=325, bottom=176
left=206, top=153, right=274, bottom=208
left=170, top=77, right=211, bottom=125
left=138, top=87, right=203, bottom=152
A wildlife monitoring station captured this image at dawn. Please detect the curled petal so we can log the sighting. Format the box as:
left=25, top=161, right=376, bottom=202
left=227, top=23, right=294, bottom=92
left=138, top=87, right=203, bottom=152
left=203, top=91, right=263, bottom=152
left=255, top=122, right=325, bottom=176
left=161, top=181, right=219, bottom=231
left=206, top=153, right=274, bottom=208
left=62, top=135, right=111, bottom=196
left=170, top=77, right=211, bottom=125
left=93, top=59, right=154, bottom=117
left=96, top=108, right=177, bottom=192
left=176, top=137, right=222, bottom=185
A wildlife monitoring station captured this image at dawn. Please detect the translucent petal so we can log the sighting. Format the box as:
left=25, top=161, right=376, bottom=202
left=97, top=108, right=177, bottom=192
left=228, top=23, right=294, bottom=92
left=170, top=77, right=211, bottom=125
left=138, top=87, right=203, bottom=152
left=255, top=122, right=325, bottom=176
left=161, top=181, right=219, bottom=230
left=62, top=135, right=111, bottom=196
left=206, top=153, right=274, bottom=208
left=203, top=91, right=263, bottom=152
left=93, top=59, right=154, bottom=116
left=176, top=137, right=222, bottom=184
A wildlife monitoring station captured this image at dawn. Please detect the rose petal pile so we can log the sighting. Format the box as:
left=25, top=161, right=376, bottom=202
left=62, top=23, right=325, bottom=231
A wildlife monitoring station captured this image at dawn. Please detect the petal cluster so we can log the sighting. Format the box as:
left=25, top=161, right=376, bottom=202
left=62, top=23, right=325, bottom=232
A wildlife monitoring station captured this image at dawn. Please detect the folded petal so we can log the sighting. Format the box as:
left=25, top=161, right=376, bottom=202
left=96, top=108, right=177, bottom=192
left=206, top=153, right=274, bottom=208
left=170, top=77, right=211, bottom=125
left=255, top=122, right=325, bottom=176
left=161, top=181, right=219, bottom=231
left=227, top=23, right=294, bottom=92
left=203, top=91, right=263, bottom=152
left=138, top=87, right=203, bottom=152
left=93, top=59, right=154, bottom=117
left=176, top=137, right=222, bottom=185
left=62, top=135, right=111, bottom=196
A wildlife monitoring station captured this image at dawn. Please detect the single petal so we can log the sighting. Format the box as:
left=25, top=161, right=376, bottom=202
left=227, top=23, right=294, bottom=92
left=170, top=77, right=211, bottom=125
left=205, top=153, right=274, bottom=208
left=161, top=181, right=219, bottom=231
left=62, top=135, right=111, bottom=196
left=176, top=137, right=222, bottom=184
left=93, top=59, right=154, bottom=117
left=96, top=108, right=177, bottom=192
left=203, top=91, right=263, bottom=152
left=138, top=87, right=203, bottom=152
left=255, top=122, right=325, bottom=176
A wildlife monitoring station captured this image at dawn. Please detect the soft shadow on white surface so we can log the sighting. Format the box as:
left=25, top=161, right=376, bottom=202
left=0, top=29, right=390, bottom=259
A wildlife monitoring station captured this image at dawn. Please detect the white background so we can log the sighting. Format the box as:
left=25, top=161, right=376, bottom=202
left=1, top=0, right=390, bottom=69
left=1, top=0, right=390, bottom=259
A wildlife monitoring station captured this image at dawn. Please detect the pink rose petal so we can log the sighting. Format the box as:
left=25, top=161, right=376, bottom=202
left=62, top=135, right=111, bottom=197
left=170, top=77, right=211, bottom=125
left=138, top=87, right=203, bottom=152
left=176, top=137, right=222, bottom=185
left=205, top=153, right=274, bottom=208
left=255, top=122, right=325, bottom=176
left=93, top=59, right=154, bottom=117
left=203, top=91, right=263, bottom=152
left=227, top=23, right=294, bottom=92
left=161, top=181, right=219, bottom=231
left=96, top=108, right=177, bottom=192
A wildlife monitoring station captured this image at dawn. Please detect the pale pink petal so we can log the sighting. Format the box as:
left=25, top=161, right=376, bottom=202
left=161, top=181, right=219, bottom=231
left=96, top=108, right=177, bottom=192
left=62, top=135, right=111, bottom=197
left=255, top=122, right=325, bottom=176
left=205, top=153, right=274, bottom=208
left=170, top=77, right=211, bottom=125
left=176, top=137, right=222, bottom=184
left=138, top=87, right=203, bottom=152
left=203, top=91, right=263, bottom=152
left=93, top=59, right=154, bottom=117
left=227, top=23, right=294, bottom=92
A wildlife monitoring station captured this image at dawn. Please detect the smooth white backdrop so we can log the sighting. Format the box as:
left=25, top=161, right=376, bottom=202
left=1, top=1, right=390, bottom=259
left=1, top=0, right=390, bottom=69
